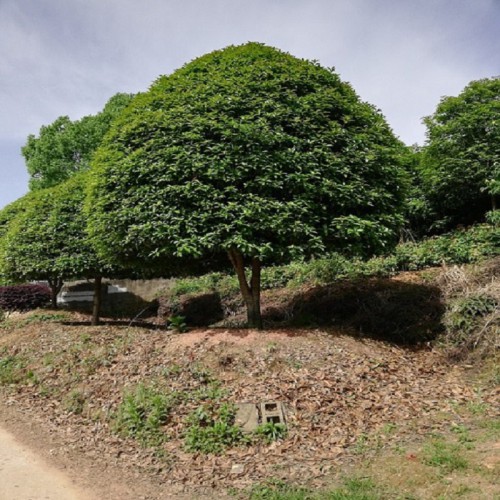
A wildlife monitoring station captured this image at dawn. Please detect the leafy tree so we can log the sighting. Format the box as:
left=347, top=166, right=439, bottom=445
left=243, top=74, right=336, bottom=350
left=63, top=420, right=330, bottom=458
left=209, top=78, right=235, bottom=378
left=87, top=43, right=407, bottom=328
left=2, top=174, right=114, bottom=323
left=22, top=93, right=134, bottom=190
left=421, top=77, right=500, bottom=230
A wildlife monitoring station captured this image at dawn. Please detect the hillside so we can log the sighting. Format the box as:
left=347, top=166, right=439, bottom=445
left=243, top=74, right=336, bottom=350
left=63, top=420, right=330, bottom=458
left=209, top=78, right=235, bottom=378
left=0, top=258, right=498, bottom=499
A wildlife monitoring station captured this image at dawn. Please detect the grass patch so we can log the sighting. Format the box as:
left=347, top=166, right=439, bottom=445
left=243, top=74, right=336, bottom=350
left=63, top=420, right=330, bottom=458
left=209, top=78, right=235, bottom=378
left=184, top=401, right=248, bottom=454
left=248, top=477, right=385, bottom=499
left=422, top=438, right=468, bottom=472
left=0, top=354, right=36, bottom=385
left=114, top=383, right=177, bottom=447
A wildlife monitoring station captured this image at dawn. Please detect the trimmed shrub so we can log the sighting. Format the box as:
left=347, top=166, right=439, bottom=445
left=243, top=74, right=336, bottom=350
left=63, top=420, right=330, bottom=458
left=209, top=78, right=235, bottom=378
left=0, top=284, right=51, bottom=311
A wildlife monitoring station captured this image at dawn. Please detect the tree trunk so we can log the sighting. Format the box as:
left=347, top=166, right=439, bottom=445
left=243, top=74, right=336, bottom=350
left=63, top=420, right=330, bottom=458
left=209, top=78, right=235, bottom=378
left=92, top=276, right=102, bottom=326
left=47, top=277, right=63, bottom=309
left=492, top=195, right=497, bottom=211
left=228, top=249, right=263, bottom=329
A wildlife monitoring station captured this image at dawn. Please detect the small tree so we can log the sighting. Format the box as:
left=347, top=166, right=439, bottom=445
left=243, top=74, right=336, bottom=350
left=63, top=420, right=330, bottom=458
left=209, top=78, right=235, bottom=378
left=421, top=77, right=500, bottom=230
left=88, top=43, right=407, bottom=328
left=22, top=93, right=134, bottom=190
left=2, top=174, right=115, bottom=323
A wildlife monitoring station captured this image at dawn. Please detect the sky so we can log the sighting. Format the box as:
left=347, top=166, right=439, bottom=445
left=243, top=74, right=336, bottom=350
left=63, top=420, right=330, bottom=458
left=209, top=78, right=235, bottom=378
left=0, top=0, right=499, bottom=209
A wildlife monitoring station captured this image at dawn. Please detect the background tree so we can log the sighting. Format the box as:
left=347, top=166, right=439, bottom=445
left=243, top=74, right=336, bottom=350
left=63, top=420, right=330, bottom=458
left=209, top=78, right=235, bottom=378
left=2, top=174, right=115, bottom=323
left=22, top=93, right=134, bottom=190
left=88, top=43, right=407, bottom=328
left=421, top=77, right=500, bottom=231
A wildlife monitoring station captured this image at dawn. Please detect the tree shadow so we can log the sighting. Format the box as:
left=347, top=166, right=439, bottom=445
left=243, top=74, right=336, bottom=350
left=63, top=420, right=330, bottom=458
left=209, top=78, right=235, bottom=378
left=262, top=278, right=445, bottom=345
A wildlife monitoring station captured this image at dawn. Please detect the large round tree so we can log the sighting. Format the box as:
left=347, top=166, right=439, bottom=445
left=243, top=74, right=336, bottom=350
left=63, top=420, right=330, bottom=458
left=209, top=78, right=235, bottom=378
left=88, top=43, right=407, bottom=328
left=421, top=77, right=500, bottom=230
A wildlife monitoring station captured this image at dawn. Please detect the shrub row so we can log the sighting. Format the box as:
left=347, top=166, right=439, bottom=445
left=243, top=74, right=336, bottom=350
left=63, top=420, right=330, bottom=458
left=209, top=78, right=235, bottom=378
left=166, top=223, right=499, bottom=300
left=0, top=284, right=51, bottom=312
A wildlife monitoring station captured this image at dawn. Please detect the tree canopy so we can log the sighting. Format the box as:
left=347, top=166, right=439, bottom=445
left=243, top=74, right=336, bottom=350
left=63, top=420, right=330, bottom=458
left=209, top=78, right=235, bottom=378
left=87, top=43, right=408, bottom=327
left=421, top=77, right=500, bottom=230
left=22, top=93, right=134, bottom=190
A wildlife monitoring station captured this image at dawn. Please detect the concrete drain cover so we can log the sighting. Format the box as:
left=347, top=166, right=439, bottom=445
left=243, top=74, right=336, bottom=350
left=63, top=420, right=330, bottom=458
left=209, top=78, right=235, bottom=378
left=236, top=401, right=287, bottom=432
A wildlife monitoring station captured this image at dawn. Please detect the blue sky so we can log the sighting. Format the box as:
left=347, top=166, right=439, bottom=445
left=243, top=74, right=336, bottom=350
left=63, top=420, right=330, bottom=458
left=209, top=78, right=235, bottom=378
left=1, top=0, right=499, bottom=209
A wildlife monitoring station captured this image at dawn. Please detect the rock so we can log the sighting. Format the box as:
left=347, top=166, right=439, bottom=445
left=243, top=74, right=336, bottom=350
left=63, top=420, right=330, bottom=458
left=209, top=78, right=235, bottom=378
left=230, top=464, right=245, bottom=475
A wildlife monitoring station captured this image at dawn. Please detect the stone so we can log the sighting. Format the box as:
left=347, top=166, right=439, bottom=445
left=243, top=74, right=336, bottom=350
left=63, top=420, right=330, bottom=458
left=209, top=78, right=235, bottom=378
left=230, top=464, right=245, bottom=475
left=235, top=403, right=259, bottom=433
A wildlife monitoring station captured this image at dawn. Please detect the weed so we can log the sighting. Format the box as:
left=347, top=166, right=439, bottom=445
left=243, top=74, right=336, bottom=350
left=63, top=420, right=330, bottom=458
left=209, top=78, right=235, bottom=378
left=466, top=399, right=489, bottom=415
left=185, top=402, right=248, bottom=454
left=445, top=293, right=497, bottom=335
left=353, top=433, right=370, bottom=455
left=329, top=477, right=384, bottom=500
left=267, top=342, right=279, bottom=353
left=63, top=389, right=86, bottom=415
left=114, top=384, right=176, bottom=447
left=451, top=424, right=475, bottom=448
left=381, top=423, right=397, bottom=435
left=189, top=382, right=226, bottom=402
left=249, top=478, right=310, bottom=499
left=0, top=355, right=26, bottom=385
left=189, top=364, right=214, bottom=384
left=22, top=312, right=68, bottom=325
left=167, top=315, right=188, bottom=333
left=254, top=422, right=288, bottom=443
left=161, top=364, right=182, bottom=378
left=423, top=438, right=468, bottom=472
left=479, top=418, right=500, bottom=439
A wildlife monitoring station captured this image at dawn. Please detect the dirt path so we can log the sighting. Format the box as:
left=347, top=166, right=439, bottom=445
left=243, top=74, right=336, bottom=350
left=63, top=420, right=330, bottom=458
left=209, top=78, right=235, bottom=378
left=0, top=427, right=91, bottom=500
left=0, top=424, right=91, bottom=500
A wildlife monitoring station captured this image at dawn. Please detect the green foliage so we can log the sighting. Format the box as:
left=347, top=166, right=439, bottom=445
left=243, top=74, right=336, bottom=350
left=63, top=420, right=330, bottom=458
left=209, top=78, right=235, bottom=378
left=393, top=223, right=499, bottom=270
left=114, top=383, right=176, bottom=447
left=88, top=43, right=406, bottom=270
left=486, top=209, right=500, bottom=226
left=167, top=315, right=188, bottom=332
left=254, top=422, right=288, bottom=443
left=184, top=401, right=247, bottom=454
left=421, top=77, right=500, bottom=230
left=23, top=93, right=134, bottom=190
